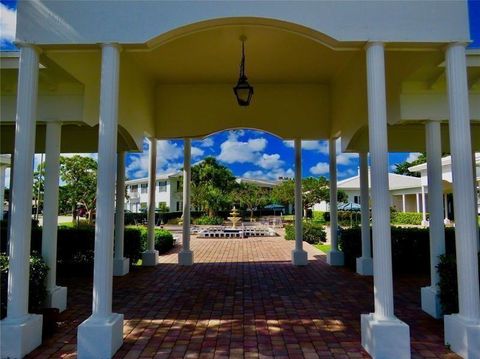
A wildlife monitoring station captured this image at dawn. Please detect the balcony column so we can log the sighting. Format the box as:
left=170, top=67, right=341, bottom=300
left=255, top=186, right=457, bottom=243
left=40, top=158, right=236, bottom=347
left=443, top=194, right=450, bottom=224
left=77, top=43, right=124, bottom=359
left=327, top=139, right=344, bottom=266
left=0, top=165, right=5, bottom=218
left=356, top=152, right=372, bottom=275
left=416, top=193, right=421, bottom=212
left=42, top=122, right=67, bottom=311
left=360, top=42, right=410, bottom=359
left=113, top=151, right=129, bottom=276
left=420, top=121, right=445, bottom=318
left=443, top=42, right=480, bottom=359
left=0, top=45, right=43, bottom=358
left=142, top=137, right=159, bottom=266
left=179, top=138, right=193, bottom=265
left=402, top=195, right=406, bottom=212
left=291, top=138, right=308, bottom=266
left=421, top=185, right=428, bottom=226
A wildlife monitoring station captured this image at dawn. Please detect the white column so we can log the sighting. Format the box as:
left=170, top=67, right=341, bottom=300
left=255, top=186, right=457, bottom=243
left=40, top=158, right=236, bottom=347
left=42, top=122, right=67, bottom=312
left=327, top=139, right=344, bottom=266
left=142, top=137, right=159, bottom=266
left=360, top=42, right=410, bottom=359
left=416, top=193, right=421, bottom=212
left=443, top=43, right=480, bottom=358
left=113, top=151, right=129, bottom=276
left=356, top=152, right=373, bottom=275
left=0, top=45, right=43, bottom=359
left=421, top=186, right=428, bottom=226
left=0, top=166, right=5, bottom=218
left=77, top=44, right=123, bottom=359
left=421, top=121, right=445, bottom=319
left=443, top=194, right=450, bottom=224
left=291, top=139, right=307, bottom=265
left=179, top=139, right=193, bottom=265
left=402, top=195, right=406, bottom=213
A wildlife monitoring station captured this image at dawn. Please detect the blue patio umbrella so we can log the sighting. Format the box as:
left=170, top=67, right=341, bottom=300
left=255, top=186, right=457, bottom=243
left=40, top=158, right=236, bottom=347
left=264, top=204, right=285, bottom=216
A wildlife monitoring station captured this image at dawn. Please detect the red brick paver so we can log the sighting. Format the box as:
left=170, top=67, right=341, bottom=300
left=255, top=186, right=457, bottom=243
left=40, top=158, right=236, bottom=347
left=27, top=237, right=460, bottom=358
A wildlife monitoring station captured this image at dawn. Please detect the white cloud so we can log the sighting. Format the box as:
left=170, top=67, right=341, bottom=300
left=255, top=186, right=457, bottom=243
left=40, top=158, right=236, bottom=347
left=310, top=162, right=329, bottom=175
left=126, top=140, right=184, bottom=179
left=196, top=137, right=214, bottom=148
left=283, top=140, right=329, bottom=153
left=406, top=152, right=422, bottom=163
left=217, top=136, right=267, bottom=164
left=337, top=152, right=358, bottom=166
left=191, top=146, right=204, bottom=158
left=0, top=3, right=16, bottom=45
left=243, top=167, right=294, bottom=181
left=338, top=168, right=357, bottom=179
left=257, top=153, right=284, bottom=169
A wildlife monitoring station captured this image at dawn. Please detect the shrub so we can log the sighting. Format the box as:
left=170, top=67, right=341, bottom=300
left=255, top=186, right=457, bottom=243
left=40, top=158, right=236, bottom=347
left=437, top=252, right=480, bottom=315
left=137, top=227, right=175, bottom=254
left=339, top=226, right=457, bottom=273
left=1, top=252, right=49, bottom=319
left=391, top=212, right=424, bottom=225
left=284, top=221, right=327, bottom=244
left=321, top=211, right=362, bottom=227
left=312, top=211, right=326, bottom=224
left=193, top=216, right=224, bottom=225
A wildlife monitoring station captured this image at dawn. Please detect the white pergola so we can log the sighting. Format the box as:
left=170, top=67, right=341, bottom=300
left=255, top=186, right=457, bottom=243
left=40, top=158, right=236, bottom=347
left=1, top=1, right=479, bottom=358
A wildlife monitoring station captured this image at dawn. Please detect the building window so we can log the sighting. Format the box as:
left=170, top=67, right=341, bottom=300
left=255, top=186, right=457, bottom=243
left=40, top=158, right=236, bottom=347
left=130, top=184, right=138, bottom=193
left=158, top=180, right=167, bottom=192
left=176, top=180, right=181, bottom=192
left=176, top=201, right=182, bottom=212
left=354, top=196, right=360, bottom=204
left=141, top=183, right=148, bottom=193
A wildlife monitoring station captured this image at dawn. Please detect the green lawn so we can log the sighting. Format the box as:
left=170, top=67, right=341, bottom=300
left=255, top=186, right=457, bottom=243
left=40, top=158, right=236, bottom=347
left=315, top=243, right=331, bottom=253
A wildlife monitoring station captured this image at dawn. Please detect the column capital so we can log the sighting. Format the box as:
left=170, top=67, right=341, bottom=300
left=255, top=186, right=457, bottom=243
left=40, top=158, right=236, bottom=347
left=14, top=42, right=42, bottom=54
left=445, top=42, right=469, bottom=50
left=364, top=41, right=385, bottom=50
left=100, top=43, right=122, bottom=51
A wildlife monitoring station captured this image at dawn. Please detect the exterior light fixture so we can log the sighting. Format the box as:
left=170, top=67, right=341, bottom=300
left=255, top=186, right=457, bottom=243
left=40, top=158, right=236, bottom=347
left=233, top=36, right=254, bottom=106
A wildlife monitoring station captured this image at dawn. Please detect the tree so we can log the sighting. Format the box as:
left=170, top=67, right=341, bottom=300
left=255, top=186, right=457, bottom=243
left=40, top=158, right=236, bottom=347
left=393, top=153, right=427, bottom=177
left=271, top=179, right=294, bottom=206
left=190, top=157, right=238, bottom=216
left=232, top=183, right=270, bottom=221
left=59, top=155, right=98, bottom=223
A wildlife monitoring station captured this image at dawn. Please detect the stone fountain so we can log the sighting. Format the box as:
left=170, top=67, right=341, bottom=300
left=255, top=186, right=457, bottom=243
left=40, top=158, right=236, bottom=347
left=227, top=206, right=242, bottom=228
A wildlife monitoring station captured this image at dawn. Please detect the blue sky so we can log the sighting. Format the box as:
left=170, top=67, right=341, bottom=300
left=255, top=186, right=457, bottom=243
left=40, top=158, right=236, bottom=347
left=1, top=0, right=479, bottom=182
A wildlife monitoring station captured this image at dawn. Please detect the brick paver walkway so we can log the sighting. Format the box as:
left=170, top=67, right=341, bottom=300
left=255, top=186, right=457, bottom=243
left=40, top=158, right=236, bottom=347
left=27, top=237, right=460, bottom=358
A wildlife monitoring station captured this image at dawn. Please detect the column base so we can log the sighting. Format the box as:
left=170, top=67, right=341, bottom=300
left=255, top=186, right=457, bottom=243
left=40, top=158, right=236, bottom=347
left=291, top=249, right=308, bottom=266
left=113, top=257, right=130, bottom=276
left=361, top=313, right=411, bottom=359
left=421, top=286, right=442, bottom=319
left=444, top=314, right=480, bottom=358
left=77, top=313, right=124, bottom=359
left=421, top=220, right=429, bottom=227
left=327, top=250, right=344, bottom=266
left=356, top=256, right=373, bottom=276
left=178, top=250, right=194, bottom=266
left=142, top=250, right=159, bottom=266
left=0, top=314, right=43, bottom=358
left=45, top=286, right=68, bottom=312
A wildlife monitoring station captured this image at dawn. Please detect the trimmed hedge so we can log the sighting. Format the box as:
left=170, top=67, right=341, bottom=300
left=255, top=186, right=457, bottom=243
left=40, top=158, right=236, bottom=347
left=0, top=222, right=173, bottom=271
left=124, top=211, right=204, bottom=225
left=437, top=252, right=480, bottom=315
left=193, top=216, right=224, bottom=225
left=338, top=226, right=457, bottom=274
left=391, top=212, right=424, bottom=225
left=321, top=211, right=362, bottom=227
left=1, top=252, right=48, bottom=319
left=285, top=221, right=327, bottom=244
left=312, top=211, right=326, bottom=224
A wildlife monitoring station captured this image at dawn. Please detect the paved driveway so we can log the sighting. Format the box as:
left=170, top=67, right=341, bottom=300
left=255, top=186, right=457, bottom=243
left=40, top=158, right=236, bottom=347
left=27, top=237, right=459, bottom=358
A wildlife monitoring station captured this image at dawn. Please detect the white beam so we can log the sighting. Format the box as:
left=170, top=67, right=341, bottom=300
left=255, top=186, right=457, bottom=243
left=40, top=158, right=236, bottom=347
left=113, top=151, right=129, bottom=276
left=0, top=45, right=43, bottom=359
left=42, top=122, right=67, bottom=311
left=77, top=43, right=123, bottom=359
left=356, top=152, right=373, bottom=275
left=179, top=138, right=193, bottom=265
left=361, top=42, right=410, bottom=359
left=291, top=139, right=308, bottom=266
left=444, top=42, right=480, bottom=358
